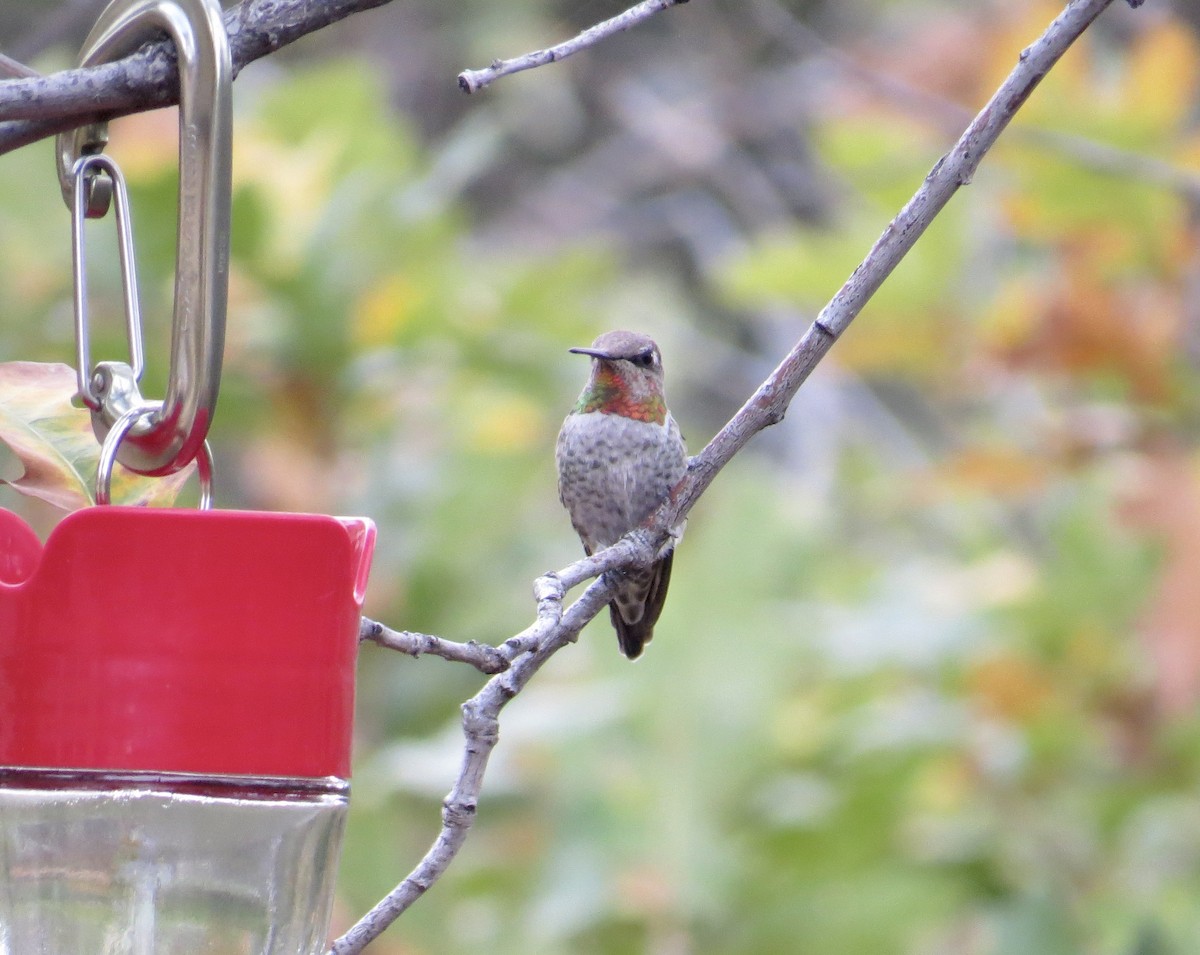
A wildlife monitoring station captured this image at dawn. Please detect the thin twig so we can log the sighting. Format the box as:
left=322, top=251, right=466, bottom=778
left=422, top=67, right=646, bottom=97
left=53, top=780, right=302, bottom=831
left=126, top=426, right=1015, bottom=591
left=360, top=618, right=511, bottom=674
left=357, top=534, right=646, bottom=674
left=330, top=1, right=1125, bottom=951
left=669, top=0, right=1124, bottom=521
left=457, top=0, right=689, bottom=94
left=0, top=0, right=395, bottom=155
left=330, top=575, right=617, bottom=954
left=0, top=54, right=39, bottom=79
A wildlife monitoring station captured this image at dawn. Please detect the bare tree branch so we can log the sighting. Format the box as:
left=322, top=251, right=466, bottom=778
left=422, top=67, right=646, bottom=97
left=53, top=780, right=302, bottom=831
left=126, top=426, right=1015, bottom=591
left=0, top=0, right=395, bottom=156
left=330, top=1, right=1128, bottom=951
left=751, top=0, right=1200, bottom=202
left=0, top=0, right=694, bottom=153
left=360, top=618, right=512, bottom=674
left=669, top=0, right=1126, bottom=522
left=331, top=572, right=618, bottom=954
left=457, top=0, right=690, bottom=94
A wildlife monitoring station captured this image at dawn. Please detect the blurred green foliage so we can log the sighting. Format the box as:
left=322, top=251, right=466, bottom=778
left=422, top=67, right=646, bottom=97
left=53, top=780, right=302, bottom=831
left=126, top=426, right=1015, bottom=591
left=6, top=1, right=1200, bottom=953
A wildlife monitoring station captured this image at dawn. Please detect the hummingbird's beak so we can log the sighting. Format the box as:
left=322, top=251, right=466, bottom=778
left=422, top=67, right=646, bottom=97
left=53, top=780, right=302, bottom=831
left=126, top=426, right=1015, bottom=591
left=569, top=347, right=613, bottom=360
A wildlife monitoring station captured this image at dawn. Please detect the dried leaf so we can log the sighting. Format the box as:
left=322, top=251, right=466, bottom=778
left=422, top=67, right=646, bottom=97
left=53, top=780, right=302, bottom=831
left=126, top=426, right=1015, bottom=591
left=0, top=362, right=94, bottom=509
left=0, top=361, right=196, bottom=511
left=990, top=244, right=1179, bottom=402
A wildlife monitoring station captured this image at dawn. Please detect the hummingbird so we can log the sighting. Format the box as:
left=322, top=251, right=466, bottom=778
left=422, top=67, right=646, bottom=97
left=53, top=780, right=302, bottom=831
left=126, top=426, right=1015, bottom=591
left=556, top=330, right=688, bottom=659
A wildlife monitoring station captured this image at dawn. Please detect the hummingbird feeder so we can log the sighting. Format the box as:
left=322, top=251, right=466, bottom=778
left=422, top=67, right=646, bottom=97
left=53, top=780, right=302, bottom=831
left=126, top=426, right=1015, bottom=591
left=0, top=0, right=375, bottom=951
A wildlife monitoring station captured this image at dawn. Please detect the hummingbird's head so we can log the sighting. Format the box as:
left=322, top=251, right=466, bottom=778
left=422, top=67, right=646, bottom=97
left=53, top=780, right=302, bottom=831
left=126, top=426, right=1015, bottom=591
left=569, top=330, right=667, bottom=423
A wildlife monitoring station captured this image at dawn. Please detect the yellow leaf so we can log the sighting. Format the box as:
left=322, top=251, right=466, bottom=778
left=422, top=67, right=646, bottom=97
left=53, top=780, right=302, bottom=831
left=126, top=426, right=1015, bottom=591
left=933, top=446, right=1048, bottom=498
left=968, top=653, right=1054, bottom=722
left=979, top=277, right=1043, bottom=353
left=910, top=755, right=973, bottom=813
left=1122, top=19, right=1200, bottom=132
left=1172, top=130, right=1200, bottom=171
left=461, top=389, right=546, bottom=454
left=980, top=1, right=1092, bottom=116
left=353, top=273, right=422, bottom=347
left=835, top=310, right=949, bottom=378
left=232, top=130, right=339, bottom=274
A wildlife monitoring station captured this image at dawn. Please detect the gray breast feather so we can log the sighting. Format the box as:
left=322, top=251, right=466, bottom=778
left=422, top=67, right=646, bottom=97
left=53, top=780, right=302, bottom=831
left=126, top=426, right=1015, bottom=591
left=557, top=411, right=686, bottom=552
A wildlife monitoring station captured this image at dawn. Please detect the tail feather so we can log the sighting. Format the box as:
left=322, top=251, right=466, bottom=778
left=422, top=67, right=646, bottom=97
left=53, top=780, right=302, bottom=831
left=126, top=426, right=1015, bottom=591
left=611, top=551, right=674, bottom=659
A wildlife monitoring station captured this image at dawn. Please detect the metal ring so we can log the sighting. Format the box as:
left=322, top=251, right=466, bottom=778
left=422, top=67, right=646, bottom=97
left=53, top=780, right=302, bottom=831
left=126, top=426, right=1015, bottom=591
left=96, top=406, right=214, bottom=509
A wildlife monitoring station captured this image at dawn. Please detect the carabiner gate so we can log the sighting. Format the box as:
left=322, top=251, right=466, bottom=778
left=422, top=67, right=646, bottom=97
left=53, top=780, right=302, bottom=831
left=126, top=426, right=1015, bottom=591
left=56, top=0, right=232, bottom=477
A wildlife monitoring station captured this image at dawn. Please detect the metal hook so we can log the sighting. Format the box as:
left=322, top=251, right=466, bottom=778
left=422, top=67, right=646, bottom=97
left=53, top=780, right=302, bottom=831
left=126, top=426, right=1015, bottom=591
left=56, top=0, right=231, bottom=477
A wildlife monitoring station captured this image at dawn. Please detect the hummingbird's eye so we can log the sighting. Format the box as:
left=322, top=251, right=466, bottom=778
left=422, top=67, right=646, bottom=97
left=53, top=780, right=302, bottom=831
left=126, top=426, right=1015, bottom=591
left=631, top=351, right=655, bottom=368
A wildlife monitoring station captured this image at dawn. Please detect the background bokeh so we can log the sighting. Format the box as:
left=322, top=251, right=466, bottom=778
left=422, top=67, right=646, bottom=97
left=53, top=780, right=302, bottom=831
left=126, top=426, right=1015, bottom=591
left=6, top=0, right=1200, bottom=951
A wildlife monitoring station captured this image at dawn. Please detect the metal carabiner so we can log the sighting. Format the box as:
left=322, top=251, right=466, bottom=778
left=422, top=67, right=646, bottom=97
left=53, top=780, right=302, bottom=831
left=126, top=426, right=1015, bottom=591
left=56, top=0, right=231, bottom=477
